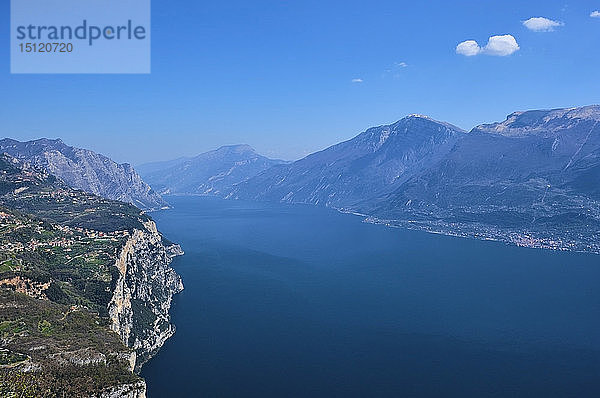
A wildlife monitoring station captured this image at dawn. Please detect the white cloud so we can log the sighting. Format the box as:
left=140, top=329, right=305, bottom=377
left=456, top=35, right=520, bottom=57
left=456, top=40, right=481, bottom=56
left=591, top=11, right=600, bottom=18
left=523, top=17, right=564, bottom=32
left=482, top=35, right=520, bottom=56
left=351, top=78, right=363, bottom=83
left=395, top=62, right=408, bottom=68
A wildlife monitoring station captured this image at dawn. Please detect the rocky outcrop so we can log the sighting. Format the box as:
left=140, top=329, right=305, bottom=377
left=0, top=276, right=50, bottom=299
left=99, top=381, right=147, bottom=398
left=108, top=220, right=184, bottom=371
left=0, top=288, right=148, bottom=398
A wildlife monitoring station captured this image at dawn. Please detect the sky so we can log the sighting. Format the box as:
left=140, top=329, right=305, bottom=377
left=1, top=0, right=599, bottom=164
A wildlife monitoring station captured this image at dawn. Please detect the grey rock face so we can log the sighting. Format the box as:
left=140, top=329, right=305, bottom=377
left=138, top=144, right=287, bottom=196
left=0, top=138, right=167, bottom=210
left=98, top=381, right=147, bottom=398
left=231, top=115, right=465, bottom=208
left=109, top=220, right=184, bottom=371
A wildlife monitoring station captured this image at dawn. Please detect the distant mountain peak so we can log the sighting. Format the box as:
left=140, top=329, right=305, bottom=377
left=360, top=114, right=465, bottom=141
left=381, top=114, right=466, bottom=137
left=504, top=105, right=600, bottom=122
left=21, top=138, right=67, bottom=149
left=138, top=145, right=286, bottom=196
left=232, top=112, right=466, bottom=207
left=32, top=138, right=64, bottom=144
left=0, top=137, right=68, bottom=154
left=215, top=144, right=257, bottom=154
left=406, top=113, right=433, bottom=120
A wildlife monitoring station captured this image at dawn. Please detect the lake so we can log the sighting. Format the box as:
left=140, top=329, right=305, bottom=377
left=141, top=196, right=600, bottom=397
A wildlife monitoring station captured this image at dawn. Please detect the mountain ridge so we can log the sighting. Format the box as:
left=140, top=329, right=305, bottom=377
left=472, top=105, right=600, bottom=137
left=0, top=137, right=167, bottom=211
left=230, top=115, right=466, bottom=207
left=139, top=144, right=288, bottom=196
left=363, top=105, right=600, bottom=252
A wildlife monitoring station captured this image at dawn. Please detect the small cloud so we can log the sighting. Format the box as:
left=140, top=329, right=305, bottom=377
left=591, top=11, right=600, bottom=18
left=456, top=35, right=520, bottom=57
left=382, top=62, right=409, bottom=79
left=351, top=78, right=363, bottom=83
left=456, top=40, right=481, bottom=56
left=483, top=35, right=520, bottom=56
left=523, top=17, right=564, bottom=32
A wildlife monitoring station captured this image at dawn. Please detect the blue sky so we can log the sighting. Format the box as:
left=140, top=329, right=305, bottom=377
left=1, top=0, right=599, bottom=164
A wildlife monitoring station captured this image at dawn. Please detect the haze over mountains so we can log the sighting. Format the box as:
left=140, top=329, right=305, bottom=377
left=0, top=138, right=167, bottom=210
left=138, top=144, right=287, bottom=196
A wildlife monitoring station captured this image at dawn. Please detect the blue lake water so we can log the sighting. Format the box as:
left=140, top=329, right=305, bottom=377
left=141, top=196, right=600, bottom=397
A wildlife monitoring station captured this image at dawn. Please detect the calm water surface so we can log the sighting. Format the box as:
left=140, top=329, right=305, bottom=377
left=141, top=196, right=600, bottom=397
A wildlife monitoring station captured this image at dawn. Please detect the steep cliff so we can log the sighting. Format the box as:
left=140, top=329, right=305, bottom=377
left=0, top=155, right=183, bottom=396
left=109, top=220, right=184, bottom=370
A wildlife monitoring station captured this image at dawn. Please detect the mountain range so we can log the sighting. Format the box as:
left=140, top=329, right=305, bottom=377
left=4, top=105, right=599, bottom=253
left=370, top=106, right=600, bottom=222
left=230, top=115, right=466, bottom=206
left=142, top=105, right=600, bottom=253
left=137, top=144, right=287, bottom=196
left=0, top=138, right=167, bottom=210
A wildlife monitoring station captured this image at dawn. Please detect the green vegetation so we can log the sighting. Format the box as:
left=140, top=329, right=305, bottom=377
left=0, top=290, right=141, bottom=397
left=0, top=349, right=27, bottom=366
left=131, top=299, right=158, bottom=343
left=37, top=319, right=53, bottom=336
left=0, top=206, right=126, bottom=317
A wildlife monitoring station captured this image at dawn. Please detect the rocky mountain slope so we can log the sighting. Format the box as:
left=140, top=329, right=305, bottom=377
left=0, top=138, right=167, bottom=210
left=230, top=115, right=465, bottom=207
left=138, top=144, right=287, bottom=196
left=0, top=154, right=182, bottom=396
left=224, top=106, right=600, bottom=253
left=367, top=106, right=600, bottom=252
